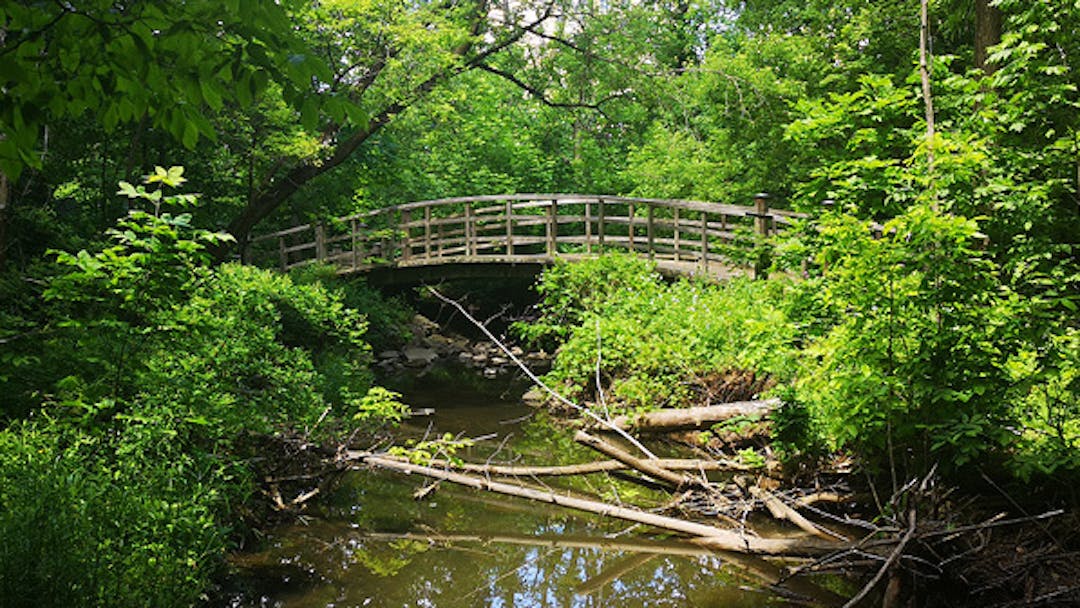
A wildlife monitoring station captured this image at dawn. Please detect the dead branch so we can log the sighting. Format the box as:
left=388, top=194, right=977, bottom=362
left=603, top=400, right=778, bottom=433
left=574, top=430, right=709, bottom=490
left=842, top=509, right=917, bottom=608
left=749, top=485, right=848, bottom=542
left=357, top=453, right=841, bottom=556
left=345, top=451, right=754, bottom=476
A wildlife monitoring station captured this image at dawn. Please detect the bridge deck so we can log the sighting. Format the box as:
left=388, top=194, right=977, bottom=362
left=246, top=194, right=802, bottom=281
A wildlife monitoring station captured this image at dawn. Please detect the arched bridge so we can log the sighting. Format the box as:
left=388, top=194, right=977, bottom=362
left=245, top=194, right=805, bottom=283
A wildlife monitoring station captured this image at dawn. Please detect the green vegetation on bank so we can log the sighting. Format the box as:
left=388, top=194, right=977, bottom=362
left=0, top=172, right=408, bottom=607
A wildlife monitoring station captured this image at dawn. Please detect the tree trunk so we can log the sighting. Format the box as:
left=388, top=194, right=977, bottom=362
left=974, top=0, right=1003, bottom=75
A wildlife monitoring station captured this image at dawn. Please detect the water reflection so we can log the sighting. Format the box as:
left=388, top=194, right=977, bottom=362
left=219, top=366, right=813, bottom=607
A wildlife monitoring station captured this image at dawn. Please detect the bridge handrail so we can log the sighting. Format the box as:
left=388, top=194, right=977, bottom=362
left=246, top=193, right=807, bottom=277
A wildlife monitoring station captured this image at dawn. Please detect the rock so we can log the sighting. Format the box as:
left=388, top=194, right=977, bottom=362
left=490, top=356, right=509, bottom=366
left=403, top=347, right=438, bottom=367
left=471, top=353, right=488, bottom=365
left=457, top=352, right=473, bottom=363
left=378, top=350, right=401, bottom=360
left=521, top=387, right=546, bottom=406
left=482, top=367, right=499, bottom=378
left=510, top=346, right=524, bottom=357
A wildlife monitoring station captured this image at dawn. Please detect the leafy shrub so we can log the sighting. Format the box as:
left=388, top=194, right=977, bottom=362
left=0, top=422, right=226, bottom=608
left=289, top=263, right=414, bottom=350
left=794, top=206, right=1025, bottom=477
left=0, top=168, right=402, bottom=606
left=523, top=254, right=797, bottom=412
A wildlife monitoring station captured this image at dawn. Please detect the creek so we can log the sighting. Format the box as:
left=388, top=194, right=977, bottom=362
left=217, top=363, right=823, bottom=607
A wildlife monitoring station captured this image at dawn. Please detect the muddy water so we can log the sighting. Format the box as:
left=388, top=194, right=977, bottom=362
left=218, top=365, right=817, bottom=607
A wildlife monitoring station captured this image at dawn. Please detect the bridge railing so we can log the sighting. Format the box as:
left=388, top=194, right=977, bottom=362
left=245, top=194, right=806, bottom=275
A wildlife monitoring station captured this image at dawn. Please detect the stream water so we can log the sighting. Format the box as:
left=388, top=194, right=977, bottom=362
left=217, top=364, right=827, bottom=608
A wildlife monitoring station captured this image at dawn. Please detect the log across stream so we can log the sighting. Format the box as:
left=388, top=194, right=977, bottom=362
left=215, top=363, right=863, bottom=607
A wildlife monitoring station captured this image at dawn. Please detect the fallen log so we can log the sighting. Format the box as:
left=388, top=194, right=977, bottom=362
left=357, top=453, right=842, bottom=556
left=573, top=430, right=709, bottom=490
left=343, top=451, right=757, bottom=476
left=748, top=485, right=847, bottom=542
left=603, top=399, right=779, bottom=433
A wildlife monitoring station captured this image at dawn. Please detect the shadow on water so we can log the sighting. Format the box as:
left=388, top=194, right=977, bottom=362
left=217, top=364, right=824, bottom=607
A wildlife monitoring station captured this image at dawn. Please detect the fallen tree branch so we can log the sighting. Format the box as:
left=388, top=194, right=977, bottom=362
left=574, top=430, right=709, bottom=490
left=603, top=400, right=778, bottom=433
left=358, top=453, right=841, bottom=556
left=841, top=509, right=917, bottom=608
left=345, top=451, right=755, bottom=476
left=749, top=485, right=848, bottom=542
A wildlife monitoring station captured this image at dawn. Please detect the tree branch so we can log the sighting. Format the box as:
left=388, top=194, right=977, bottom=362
left=474, top=63, right=624, bottom=115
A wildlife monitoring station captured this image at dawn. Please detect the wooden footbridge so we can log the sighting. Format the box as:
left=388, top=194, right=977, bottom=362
left=245, top=193, right=805, bottom=283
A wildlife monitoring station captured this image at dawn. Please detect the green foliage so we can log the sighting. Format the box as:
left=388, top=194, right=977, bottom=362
left=289, top=263, right=414, bottom=350
left=794, top=206, right=1025, bottom=475
left=513, top=253, right=663, bottom=349
left=523, top=255, right=796, bottom=412
left=389, top=434, right=475, bottom=467
left=0, top=421, right=226, bottom=608
left=0, top=2, right=328, bottom=179
left=352, top=387, right=410, bottom=426
left=0, top=169, right=401, bottom=606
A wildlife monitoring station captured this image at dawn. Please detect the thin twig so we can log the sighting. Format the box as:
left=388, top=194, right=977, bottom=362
left=426, top=286, right=658, bottom=459
left=842, top=509, right=918, bottom=608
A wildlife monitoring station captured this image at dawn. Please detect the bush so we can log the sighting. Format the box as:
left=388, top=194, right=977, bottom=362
left=0, top=422, right=226, bottom=608
left=793, top=206, right=1026, bottom=477
left=523, top=254, right=797, bottom=412
left=0, top=169, right=403, bottom=606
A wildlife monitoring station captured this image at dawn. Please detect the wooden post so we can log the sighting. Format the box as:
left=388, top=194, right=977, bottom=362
left=753, top=192, right=771, bottom=280
left=700, top=212, right=709, bottom=273
left=598, top=197, right=606, bottom=248
left=315, top=222, right=326, bottom=262
left=646, top=203, right=655, bottom=260
left=465, top=202, right=474, bottom=257
left=584, top=201, right=593, bottom=254
left=546, top=199, right=557, bottom=256
left=673, top=208, right=681, bottom=260
left=401, top=210, right=411, bottom=261
left=437, top=213, right=444, bottom=258
left=505, top=200, right=513, bottom=255
left=627, top=202, right=635, bottom=252
left=424, top=206, right=432, bottom=259
left=278, top=236, right=288, bottom=271
left=754, top=192, right=771, bottom=237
